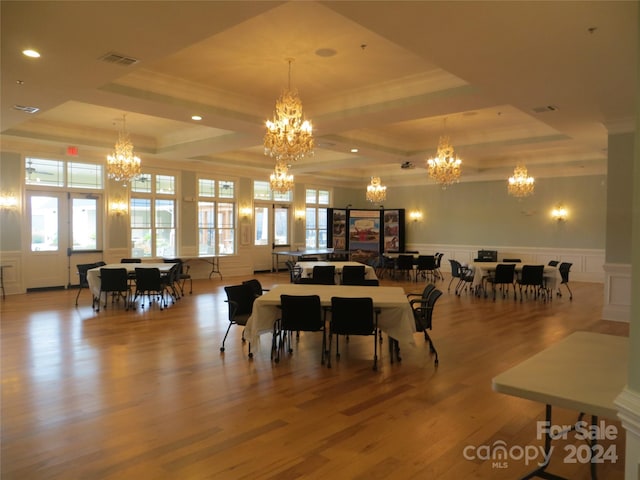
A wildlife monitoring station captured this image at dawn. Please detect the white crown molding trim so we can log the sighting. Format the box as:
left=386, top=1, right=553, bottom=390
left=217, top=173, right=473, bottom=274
left=603, top=117, right=636, bottom=134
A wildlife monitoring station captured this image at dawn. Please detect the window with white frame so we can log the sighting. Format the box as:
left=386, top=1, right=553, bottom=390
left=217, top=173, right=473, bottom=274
left=305, top=188, right=330, bottom=248
left=130, top=173, right=176, bottom=258
left=197, top=178, right=236, bottom=255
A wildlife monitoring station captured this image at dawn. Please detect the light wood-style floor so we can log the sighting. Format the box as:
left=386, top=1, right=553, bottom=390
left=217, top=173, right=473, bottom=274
left=1, top=271, right=629, bottom=480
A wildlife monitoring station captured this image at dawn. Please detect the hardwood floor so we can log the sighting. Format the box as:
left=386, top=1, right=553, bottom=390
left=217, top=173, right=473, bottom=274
left=1, top=272, right=629, bottom=479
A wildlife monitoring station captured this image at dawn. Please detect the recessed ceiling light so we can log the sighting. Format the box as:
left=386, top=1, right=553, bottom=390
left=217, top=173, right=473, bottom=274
left=191, top=115, right=202, bottom=121
left=22, top=49, right=40, bottom=58
left=315, top=48, right=337, bottom=57
left=350, top=148, right=359, bottom=153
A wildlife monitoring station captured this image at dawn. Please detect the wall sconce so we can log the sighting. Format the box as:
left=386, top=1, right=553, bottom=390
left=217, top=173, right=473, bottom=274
left=239, top=206, right=252, bottom=219
left=409, top=210, right=423, bottom=222
left=551, top=206, right=568, bottom=222
left=110, top=201, right=128, bottom=216
left=295, top=209, right=306, bottom=221
left=0, top=193, right=19, bottom=211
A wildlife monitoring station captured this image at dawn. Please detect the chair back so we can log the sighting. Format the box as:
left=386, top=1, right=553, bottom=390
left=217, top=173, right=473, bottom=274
left=416, top=255, right=436, bottom=270
left=502, top=258, right=521, bottom=263
left=120, top=258, right=142, bottom=263
left=95, top=261, right=106, bottom=267
left=330, top=297, right=376, bottom=335
left=242, top=279, right=265, bottom=297
left=134, top=267, right=163, bottom=291
left=99, top=268, right=129, bottom=292
left=280, top=295, right=323, bottom=331
left=448, top=259, right=462, bottom=279
left=435, top=253, right=444, bottom=268
left=493, top=264, right=516, bottom=284
left=559, top=262, right=572, bottom=283
left=397, top=255, right=414, bottom=270
left=224, top=284, right=255, bottom=320
left=341, top=265, right=365, bottom=285
left=163, top=258, right=184, bottom=274
left=312, top=265, right=336, bottom=285
left=414, top=289, right=443, bottom=331
left=76, top=263, right=97, bottom=287
left=548, top=260, right=559, bottom=267
left=519, top=265, right=544, bottom=286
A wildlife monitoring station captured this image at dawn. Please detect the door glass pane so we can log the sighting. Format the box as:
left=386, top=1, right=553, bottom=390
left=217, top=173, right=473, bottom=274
left=254, top=206, right=269, bottom=245
left=254, top=181, right=271, bottom=200
left=68, top=162, right=103, bottom=189
left=219, top=181, right=235, bottom=198
left=155, top=199, right=175, bottom=257
left=274, top=207, right=289, bottom=246
left=72, top=198, right=97, bottom=250
left=26, top=158, right=64, bottom=187
left=131, top=198, right=151, bottom=257
left=198, top=201, right=215, bottom=255
left=31, top=196, right=59, bottom=251
left=131, top=174, right=152, bottom=193
left=199, top=179, right=215, bottom=197
left=306, top=189, right=317, bottom=203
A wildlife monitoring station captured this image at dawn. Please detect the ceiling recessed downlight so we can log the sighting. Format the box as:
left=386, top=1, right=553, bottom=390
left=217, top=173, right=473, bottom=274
left=191, top=115, right=202, bottom=121
left=350, top=148, right=359, bottom=153
left=22, top=49, right=41, bottom=58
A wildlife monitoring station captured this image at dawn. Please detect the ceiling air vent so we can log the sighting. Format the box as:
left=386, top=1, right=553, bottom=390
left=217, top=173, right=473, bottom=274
left=532, top=105, right=559, bottom=113
left=98, top=52, right=140, bottom=67
left=13, top=104, right=40, bottom=114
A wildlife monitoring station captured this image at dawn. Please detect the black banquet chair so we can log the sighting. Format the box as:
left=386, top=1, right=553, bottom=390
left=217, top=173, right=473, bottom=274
left=327, top=297, right=380, bottom=370
left=395, top=255, right=415, bottom=281
left=448, top=259, right=474, bottom=295
left=341, top=265, right=366, bottom=285
left=484, top=263, right=516, bottom=301
left=411, top=288, right=443, bottom=366
left=517, top=265, right=546, bottom=301
left=133, top=267, right=168, bottom=310
left=274, top=295, right=325, bottom=364
left=75, top=262, right=97, bottom=306
left=415, top=255, right=437, bottom=283
left=558, top=262, right=573, bottom=300
left=163, top=258, right=192, bottom=296
left=97, top=268, right=131, bottom=312
left=221, top=284, right=256, bottom=356
left=311, top=265, right=336, bottom=285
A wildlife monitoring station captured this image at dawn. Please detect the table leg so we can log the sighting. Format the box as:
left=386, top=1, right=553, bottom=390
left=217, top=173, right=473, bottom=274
left=520, top=406, right=601, bottom=480
left=0, top=266, right=5, bottom=300
left=207, top=257, right=222, bottom=280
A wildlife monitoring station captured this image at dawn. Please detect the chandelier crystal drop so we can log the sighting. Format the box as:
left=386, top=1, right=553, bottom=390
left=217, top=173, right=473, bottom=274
left=269, top=161, right=295, bottom=194
left=106, top=114, right=141, bottom=185
left=366, top=176, right=387, bottom=203
left=426, top=135, right=462, bottom=188
left=508, top=164, right=535, bottom=197
left=264, top=59, right=314, bottom=163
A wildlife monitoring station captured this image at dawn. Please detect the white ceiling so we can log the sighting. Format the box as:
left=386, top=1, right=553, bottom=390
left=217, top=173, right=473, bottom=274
left=1, top=1, right=637, bottom=188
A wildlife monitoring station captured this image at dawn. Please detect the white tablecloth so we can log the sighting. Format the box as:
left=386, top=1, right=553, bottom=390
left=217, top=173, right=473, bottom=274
left=470, top=262, right=561, bottom=290
left=87, top=263, right=175, bottom=298
left=295, top=261, right=377, bottom=283
left=245, top=284, right=416, bottom=352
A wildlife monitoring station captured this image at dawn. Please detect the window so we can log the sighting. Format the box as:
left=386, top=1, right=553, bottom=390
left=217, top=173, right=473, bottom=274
left=305, top=188, right=330, bottom=249
left=253, top=180, right=292, bottom=202
left=130, top=172, right=176, bottom=258
left=197, top=178, right=236, bottom=255
left=26, top=158, right=103, bottom=189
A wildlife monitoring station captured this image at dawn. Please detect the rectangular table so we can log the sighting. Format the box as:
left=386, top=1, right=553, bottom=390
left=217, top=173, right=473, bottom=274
left=272, top=248, right=340, bottom=272
left=492, top=331, right=628, bottom=479
left=295, top=261, right=377, bottom=283
left=245, top=284, right=416, bottom=352
left=471, top=262, right=561, bottom=290
left=87, top=263, right=175, bottom=299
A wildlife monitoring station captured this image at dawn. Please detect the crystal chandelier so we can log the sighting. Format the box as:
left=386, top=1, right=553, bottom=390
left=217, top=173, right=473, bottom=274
left=106, top=114, right=141, bottom=185
left=269, top=161, right=294, bottom=194
left=366, top=176, right=387, bottom=203
left=426, top=134, right=462, bottom=188
left=508, top=164, right=535, bottom=197
left=264, top=59, right=314, bottom=163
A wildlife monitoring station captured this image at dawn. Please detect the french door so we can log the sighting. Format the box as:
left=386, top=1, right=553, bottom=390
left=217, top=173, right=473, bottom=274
left=25, top=191, right=103, bottom=289
left=253, top=203, right=290, bottom=272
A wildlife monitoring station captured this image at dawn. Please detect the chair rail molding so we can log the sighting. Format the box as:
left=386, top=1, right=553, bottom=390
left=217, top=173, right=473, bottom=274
left=602, top=263, right=632, bottom=322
